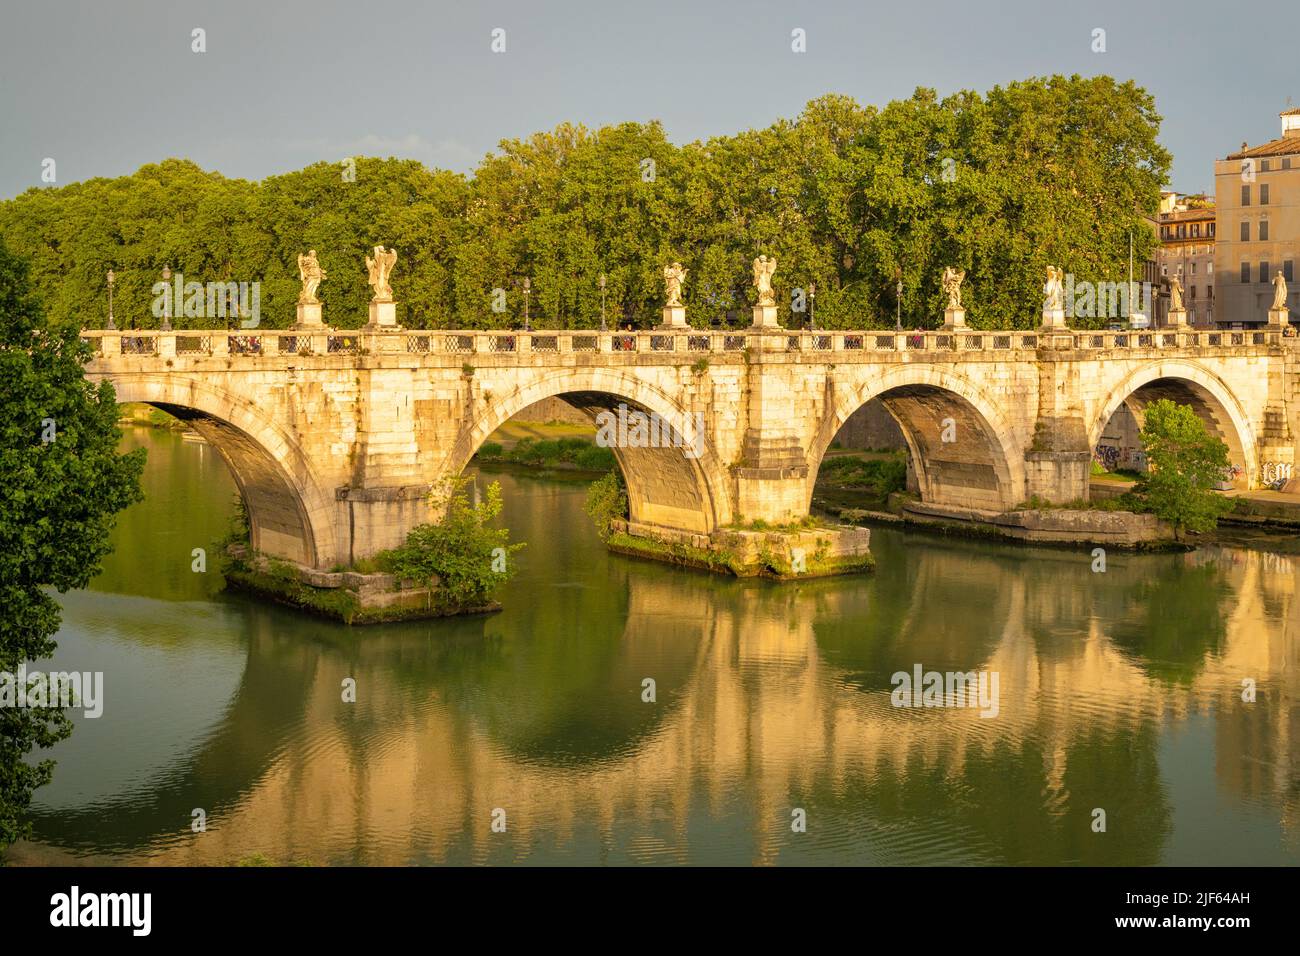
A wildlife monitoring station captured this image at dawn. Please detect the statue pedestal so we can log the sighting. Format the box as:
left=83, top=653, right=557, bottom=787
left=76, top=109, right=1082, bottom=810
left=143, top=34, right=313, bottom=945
left=659, top=305, right=689, bottom=329
left=1166, top=308, right=1188, bottom=328
left=1041, top=307, right=1068, bottom=330
left=295, top=301, right=324, bottom=330
left=1268, top=306, right=1289, bottom=328
left=943, top=308, right=966, bottom=331
left=751, top=304, right=781, bottom=329
left=367, top=299, right=398, bottom=330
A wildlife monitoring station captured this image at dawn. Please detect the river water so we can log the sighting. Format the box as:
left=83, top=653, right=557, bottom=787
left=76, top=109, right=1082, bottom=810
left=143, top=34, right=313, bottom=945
left=14, top=426, right=1300, bottom=865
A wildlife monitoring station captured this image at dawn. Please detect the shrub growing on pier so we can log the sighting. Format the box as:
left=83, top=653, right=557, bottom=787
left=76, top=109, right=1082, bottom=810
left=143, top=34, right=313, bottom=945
left=585, top=471, right=628, bottom=541
left=385, top=477, right=524, bottom=610
left=1133, top=399, right=1233, bottom=539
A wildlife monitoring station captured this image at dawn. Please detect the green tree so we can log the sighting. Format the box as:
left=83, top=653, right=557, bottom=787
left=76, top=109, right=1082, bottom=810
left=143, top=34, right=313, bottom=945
left=0, top=239, right=144, bottom=856
left=385, top=477, right=524, bottom=609
left=1134, top=399, right=1233, bottom=539
left=0, top=75, right=1170, bottom=333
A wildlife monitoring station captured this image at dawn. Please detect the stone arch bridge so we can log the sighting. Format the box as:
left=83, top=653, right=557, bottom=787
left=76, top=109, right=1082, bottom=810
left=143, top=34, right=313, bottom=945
left=82, top=325, right=1299, bottom=570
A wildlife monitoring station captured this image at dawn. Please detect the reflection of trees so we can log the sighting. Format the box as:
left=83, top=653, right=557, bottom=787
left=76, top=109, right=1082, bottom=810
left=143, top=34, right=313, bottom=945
left=1107, top=558, right=1230, bottom=684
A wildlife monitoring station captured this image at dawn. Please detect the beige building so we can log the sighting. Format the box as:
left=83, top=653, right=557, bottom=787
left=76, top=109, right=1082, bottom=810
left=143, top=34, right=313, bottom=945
left=1157, top=192, right=1216, bottom=326
left=1215, top=108, right=1300, bottom=325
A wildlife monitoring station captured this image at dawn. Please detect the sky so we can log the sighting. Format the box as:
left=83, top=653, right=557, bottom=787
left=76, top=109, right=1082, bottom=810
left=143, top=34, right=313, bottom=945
left=2, top=0, right=1297, bottom=201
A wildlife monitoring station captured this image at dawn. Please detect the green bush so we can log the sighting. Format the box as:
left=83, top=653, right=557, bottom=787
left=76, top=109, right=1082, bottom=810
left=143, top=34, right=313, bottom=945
left=585, top=471, right=628, bottom=541
left=1132, top=399, right=1233, bottom=539
left=477, top=441, right=504, bottom=459
left=385, top=477, right=525, bottom=609
left=574, top=445, right=616, bottom=470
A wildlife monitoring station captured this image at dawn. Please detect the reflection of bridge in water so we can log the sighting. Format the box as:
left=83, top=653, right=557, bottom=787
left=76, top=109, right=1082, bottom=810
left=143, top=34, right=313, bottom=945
left=30, top=531, right=1300, bottom=865
left=83, top=326, right=1300, bottom=570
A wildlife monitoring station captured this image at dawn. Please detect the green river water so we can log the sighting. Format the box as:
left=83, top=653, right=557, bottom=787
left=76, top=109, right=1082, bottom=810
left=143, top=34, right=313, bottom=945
left=13, top=426, right=1300, bottom=866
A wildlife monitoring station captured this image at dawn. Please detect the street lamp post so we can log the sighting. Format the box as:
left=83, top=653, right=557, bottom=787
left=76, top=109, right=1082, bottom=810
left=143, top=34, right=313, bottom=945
left=895, top=278, right=903, bottom=331
left=599, top=273, right=608, bottom=332
left=106, top=270, right=116, bottom=330
left=522, top=276, right=531, bottom=332
left=809, top=282, right=816, bottom=331
left=161, top=265, right=173, bottom=332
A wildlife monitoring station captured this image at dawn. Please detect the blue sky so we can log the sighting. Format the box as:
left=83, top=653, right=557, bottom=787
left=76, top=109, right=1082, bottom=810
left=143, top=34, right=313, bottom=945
left=2, top=0, right=1296, bottom=200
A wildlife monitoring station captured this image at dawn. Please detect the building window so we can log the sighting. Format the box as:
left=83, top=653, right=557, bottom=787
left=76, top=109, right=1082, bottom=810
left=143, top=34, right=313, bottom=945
left=1190, top=286, right=1197, bottom=300
left=1209, top=222, right=1216, bottom=237
left=1261, top=183, right=1270, bottom=205
left=1242, top=184, right=1251, bottom=206
left=1209, top=285, right=1214, bottom=299
left=1191, top=262, right=1197, bottom=274
left=1261, top=261, right=1271, bottom=283
left=1261, top=160, right=1271, bottom=172
left=1260, top=220, right=1269, bottom=241
left=1241, top=262, right=1251, bottom=283
left=1284, top=158, right=1293, bottom=170
left=1241, top=221, right=1250, bottom=241
left=1286, top=261, right=1295, bottom=282
left=1192, top=223, right=1200, bottom=237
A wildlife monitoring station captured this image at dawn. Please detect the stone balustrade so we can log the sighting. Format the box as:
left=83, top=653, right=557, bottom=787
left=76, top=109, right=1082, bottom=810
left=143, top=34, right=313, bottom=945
left=79, top=325, right=1288, bottom=361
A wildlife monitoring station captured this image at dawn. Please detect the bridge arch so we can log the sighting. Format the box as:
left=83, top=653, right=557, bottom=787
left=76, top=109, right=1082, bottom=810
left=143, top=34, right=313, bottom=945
left=1090, top=361, right=1257, bottom=489
left=106, top=374, right=340, bottom=568
left=447, top=368, right=732, bottom=533
left=810, top=365, right=1027, bottom=512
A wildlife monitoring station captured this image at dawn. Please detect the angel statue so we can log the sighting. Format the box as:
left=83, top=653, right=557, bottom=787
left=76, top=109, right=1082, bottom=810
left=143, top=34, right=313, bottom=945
left=365, top=245, right=398, bottom=301
left=1043, top=265, right=1064, bottom=312
left=663, top=262, right=688, bottom=308
left=1168, top=275, right=1185, bottom=313
left=297, top=250, right=326, bottom=304
left=1273, top=270, right=1289, bottom=311
left=753, top=255, right=777, bottom=307
left=941, top=266, right=966, bottom=311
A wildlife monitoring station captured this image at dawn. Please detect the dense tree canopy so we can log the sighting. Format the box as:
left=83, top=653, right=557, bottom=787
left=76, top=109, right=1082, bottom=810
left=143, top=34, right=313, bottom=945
left=0, top=75, right=1169, bottom=332
left=0, top=238, right=144, bottom=855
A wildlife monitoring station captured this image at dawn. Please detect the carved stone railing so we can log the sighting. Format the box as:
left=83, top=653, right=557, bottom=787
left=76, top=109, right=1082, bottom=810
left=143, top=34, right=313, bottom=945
left=78, top=326, right=1289, bottom=361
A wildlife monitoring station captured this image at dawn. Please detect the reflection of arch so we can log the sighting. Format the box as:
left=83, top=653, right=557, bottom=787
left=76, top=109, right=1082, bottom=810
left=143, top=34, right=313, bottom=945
left=448, top=369, right=732, bottom=532
left=1090, top=362, right=1257, bottom=489
left=106, top=374, right=339, bottom=567
left=811, top=366, right=1026, bottom=511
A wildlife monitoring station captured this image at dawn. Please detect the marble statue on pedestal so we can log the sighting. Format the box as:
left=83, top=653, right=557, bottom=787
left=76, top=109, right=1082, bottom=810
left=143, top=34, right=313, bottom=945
left=365, top=246, right=397, bottom=301
left=297, top=250, right=326, bottom=304
left=753, top=255, right=777, bottom=307
left=942, top=266, right=965, bottom=311
left=663, top=262, right=688, bottom=307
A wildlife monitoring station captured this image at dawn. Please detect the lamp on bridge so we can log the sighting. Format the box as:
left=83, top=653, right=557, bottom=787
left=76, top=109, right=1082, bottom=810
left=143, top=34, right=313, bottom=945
left=105, top=269, right=116, bottom=331
left=895, top=275, right=903, bottom=332
left=809, top=283, right=817, bottom=331
left=160, top=265, right=173, bottom=332
left=522, top=276, right=531, bottom=332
